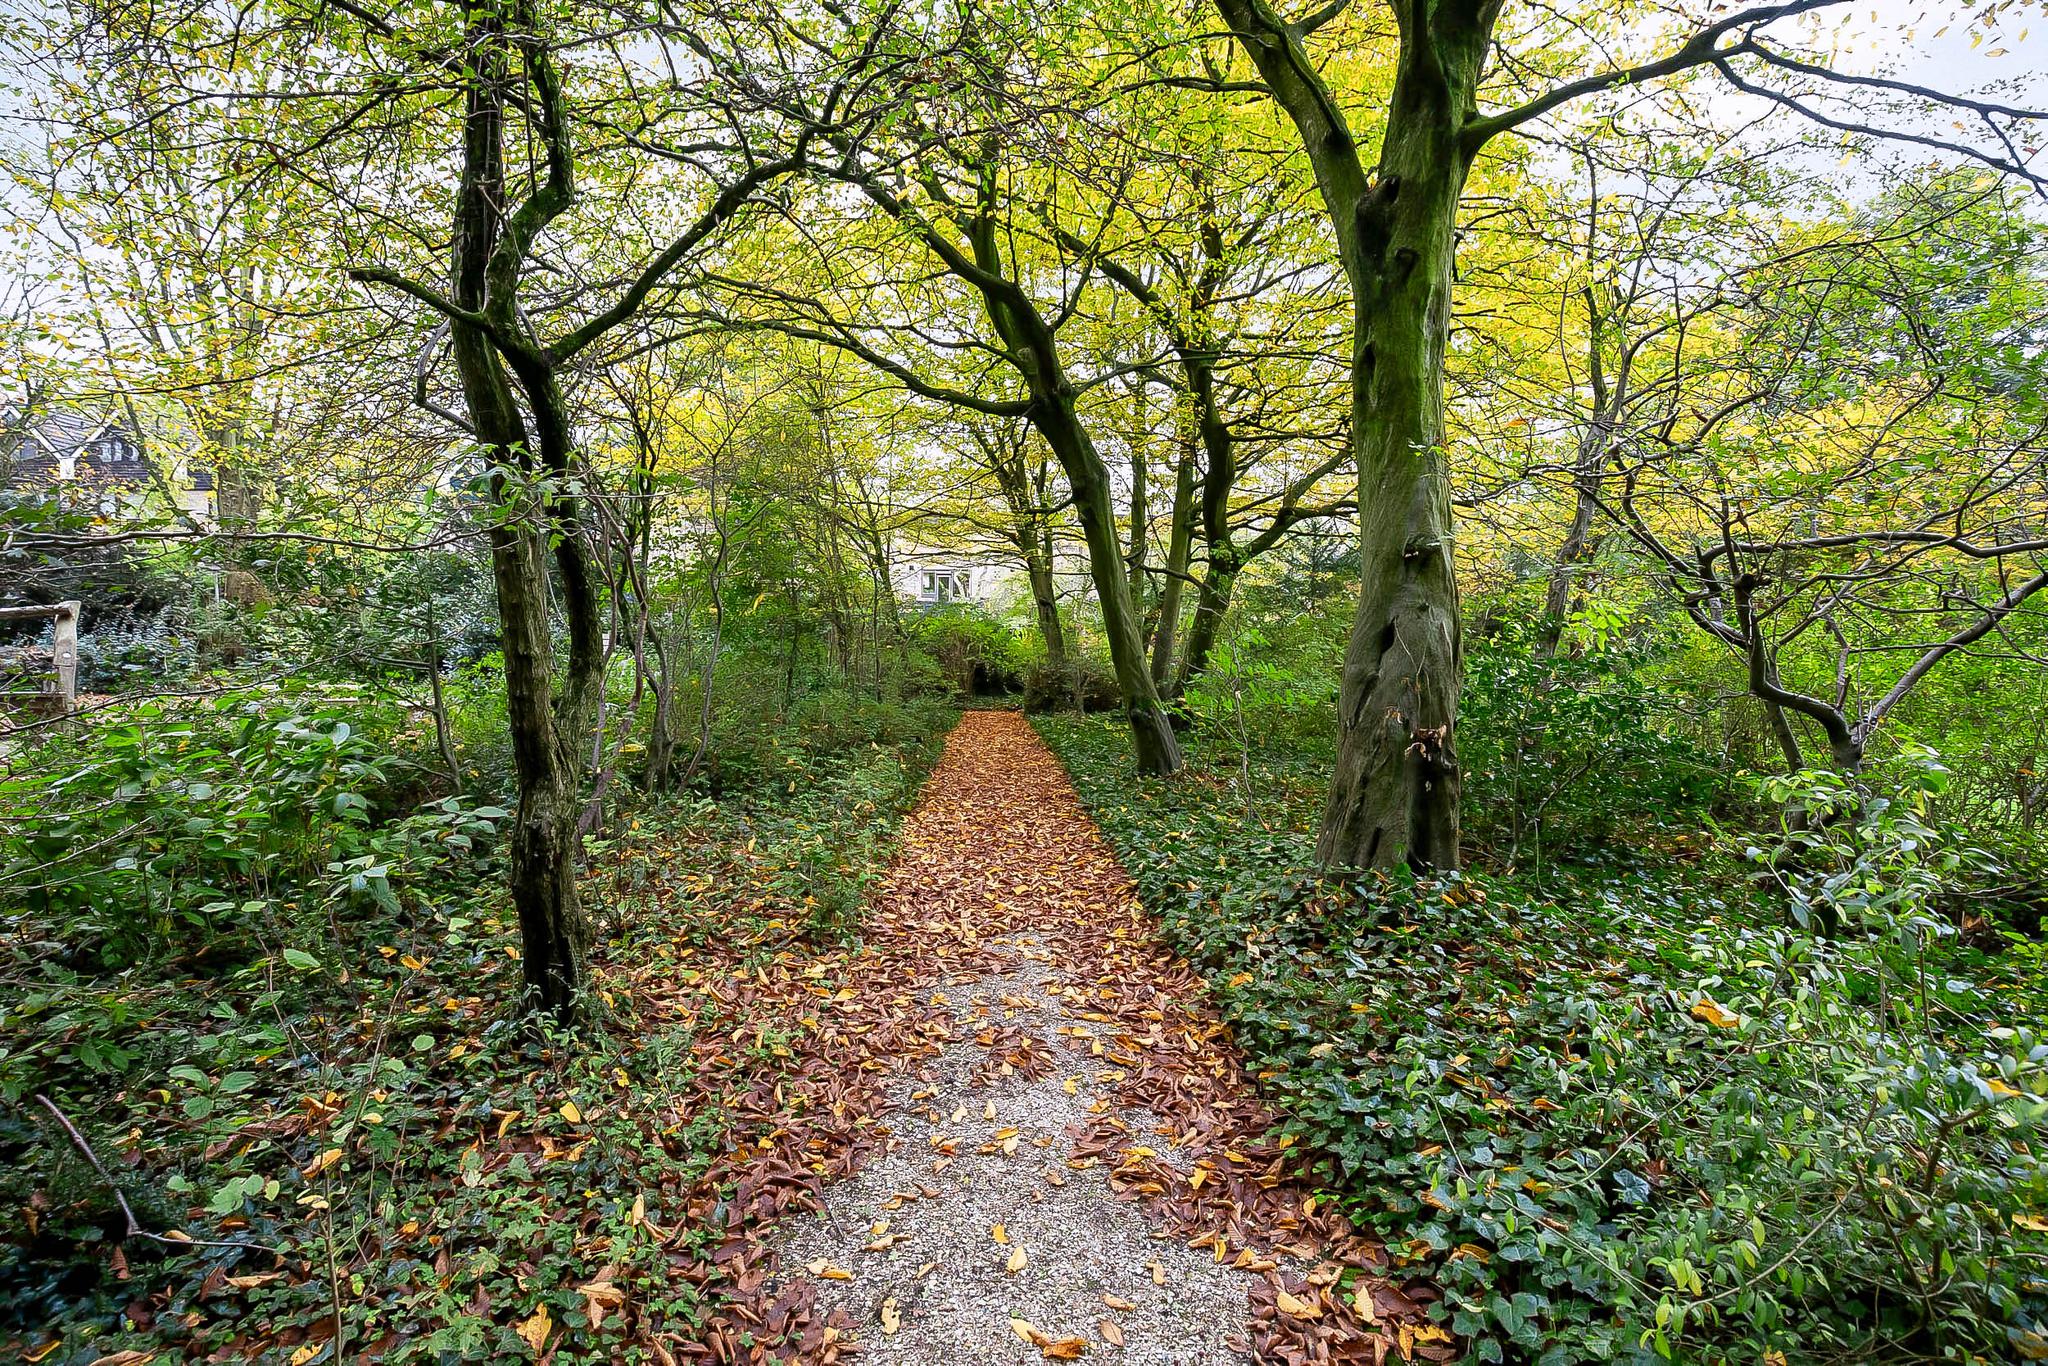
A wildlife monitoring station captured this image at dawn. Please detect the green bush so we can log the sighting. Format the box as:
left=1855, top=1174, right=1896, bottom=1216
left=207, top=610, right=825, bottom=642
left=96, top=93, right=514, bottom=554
left=1459, top=625, right=1730, bottom=867
left=905, top=604, right=1038, bottom=696
left=0, top=686, right=444, bottom=966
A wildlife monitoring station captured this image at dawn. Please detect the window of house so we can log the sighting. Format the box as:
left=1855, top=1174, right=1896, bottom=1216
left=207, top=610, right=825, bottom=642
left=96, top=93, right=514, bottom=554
left=918, top=569, right=971, bottom=602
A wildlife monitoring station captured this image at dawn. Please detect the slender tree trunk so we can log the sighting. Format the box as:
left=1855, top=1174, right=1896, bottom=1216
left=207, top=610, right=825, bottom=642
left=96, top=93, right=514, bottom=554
left=1536, top=416, right=1611, bottom=657
left=1170, top=355, right=1239, bottom=698
left=1176, top=552, right=1238, bottom=694
left=1037, top=396, right=1182, bottom=774
left=1150, top=442, right=1197, bottom=687
left=445, top=34, right=588, bottom=1018
left=1028, top=554, right=1068, bottom=667
left=1764, top=698, right=1806, bottom=774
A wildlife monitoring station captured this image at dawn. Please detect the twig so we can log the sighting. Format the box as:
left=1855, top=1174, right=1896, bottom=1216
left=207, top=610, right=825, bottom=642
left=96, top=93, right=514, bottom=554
left=33, top=1093, right=288, bottom=1257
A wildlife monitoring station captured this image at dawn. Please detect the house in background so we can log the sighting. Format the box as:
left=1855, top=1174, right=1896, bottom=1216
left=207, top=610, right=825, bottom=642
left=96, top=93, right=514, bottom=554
left=1, top=407, right=213, bottom=522
left=892, top=552, right=1014, bottom=608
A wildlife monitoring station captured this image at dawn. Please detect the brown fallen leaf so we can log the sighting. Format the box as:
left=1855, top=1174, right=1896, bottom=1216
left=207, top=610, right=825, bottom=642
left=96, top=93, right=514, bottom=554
left=1099, top=1318, right=1125, bottom=1346
left=806, top=1259, right=853, bottom=1280
left=1011, top=1317, right=1043, bottom=1345
left=1101, top=1294, right=1136, bottom=1312
left=299, top=1147, right=342, bottom=1180
left=1149, top=1260, right=1166, bottom=1286
left=1353, top=1280, right=1379, bottom=1323
left=1041, top=1336, right=1089, bottom=1359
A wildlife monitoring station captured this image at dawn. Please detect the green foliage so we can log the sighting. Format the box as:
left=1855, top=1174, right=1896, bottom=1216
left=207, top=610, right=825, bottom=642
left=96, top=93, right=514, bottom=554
left=2, top=683, right=954, bottom=1362
left=905, top=603, right=1038, bottom=696
left=0, top=685, right=476, bottom=969
left=1459, top=625, right=1729, bottom=867
left=1039, top=715, right=2048, bottom=1364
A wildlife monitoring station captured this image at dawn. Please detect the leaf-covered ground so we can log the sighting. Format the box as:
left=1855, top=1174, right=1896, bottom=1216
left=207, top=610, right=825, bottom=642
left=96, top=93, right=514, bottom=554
left=730, top=709, right=1442, bottom=1364
left=8, top=708, right=1447, bottom=1364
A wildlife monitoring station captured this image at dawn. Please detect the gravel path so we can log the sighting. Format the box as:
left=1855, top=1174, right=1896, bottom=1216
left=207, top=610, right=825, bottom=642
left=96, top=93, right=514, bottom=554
left=770, top=934, right=1268, bottom=1363
left=709, top=711, right=1431, bottom=1364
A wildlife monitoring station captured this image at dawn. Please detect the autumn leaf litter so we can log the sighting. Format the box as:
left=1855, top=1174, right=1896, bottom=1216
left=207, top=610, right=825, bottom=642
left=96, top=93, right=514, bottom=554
left=719, top=712, right=1436, bottom=1363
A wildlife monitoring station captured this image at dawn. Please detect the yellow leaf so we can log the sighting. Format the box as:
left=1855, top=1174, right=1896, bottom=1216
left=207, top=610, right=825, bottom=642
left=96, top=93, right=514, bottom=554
left=1187, top=1168, right=1208, bottom=1192
left=516, top=1303, right=552, bottom=1353
left=806, top=1259, right=852, bottom=1280
left=879, top=1297, right=902, bottom=1335
left=1011, top=1317, right=1043, bottom=1345
left=1691, top=997, right=1740, bottom=1029
left=300, top=1148, right=342, bottom=1179
left=1226, top=972, right=1253, bottom=988
left=2014, top=1212, right=2048, bottom=1232
left=1151, top=1260, right=1166, bottom=1285
left=1276, top=1289, right=1322, bottom=1319
left=1987, top=1077, right=2022, bottom=1098
left=991, top=1223, right=1008, bottom=1244
left=559, top=1100, right=583, bottom=1124
left=1006, top=1245, right=1029, bottom=1273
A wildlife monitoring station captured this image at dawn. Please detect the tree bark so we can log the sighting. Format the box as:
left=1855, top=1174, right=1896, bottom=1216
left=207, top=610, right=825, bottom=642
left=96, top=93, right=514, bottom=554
left=1150, top=441, right=1197, bottom=687
left=441, top=11, right=589, bottom=1017
left=1037, top=394, right=1182, bottom=773
left=1216, top=0, right=1494, bottom=868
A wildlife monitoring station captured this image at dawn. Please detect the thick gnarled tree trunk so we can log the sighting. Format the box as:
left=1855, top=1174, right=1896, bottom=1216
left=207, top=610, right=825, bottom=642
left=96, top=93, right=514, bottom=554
left=1217, top=0, right=1496, bottom=869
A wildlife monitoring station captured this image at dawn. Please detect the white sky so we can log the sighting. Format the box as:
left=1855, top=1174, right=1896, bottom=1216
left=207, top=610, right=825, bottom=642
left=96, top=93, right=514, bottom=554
left=1816, top=0, right=2048, bottom=93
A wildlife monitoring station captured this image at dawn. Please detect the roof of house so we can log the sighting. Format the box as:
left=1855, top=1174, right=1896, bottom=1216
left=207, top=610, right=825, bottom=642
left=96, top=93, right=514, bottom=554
left=2, top=408, right=153, bottom=490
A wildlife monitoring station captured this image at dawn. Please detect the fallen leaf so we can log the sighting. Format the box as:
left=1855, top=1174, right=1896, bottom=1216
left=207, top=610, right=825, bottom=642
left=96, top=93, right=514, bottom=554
left=1006, top=1245, right=1029, bottom=1273
left=299, top=1148, right=342, bottom=1180
left=1102, top=1294, right=1136, bottom=1311
left=559, top=1100, right=583, bottom=1123
left=880, top=1297, right=902, bottom=1335
left=1353, top=1280, right=1379, bottom=1323
left=1690, top=997, right=1739, bottom=1029
left=1011, top=1317, right=1043, bottom=1345
left=1099, top=1318, right=1125, bottom=1346
left=991, top=1223, right=1008, bottom=1244
left=806, top=1259, right=853, bottom=1280
left=1276, top=1289, right=1322, bottom=1319
left=516, top=1303, right=551, bottom=1353
left=1150, top=1260, right=1166, bottom=1286
left=1041, top=1337, right=1088, bottom=1359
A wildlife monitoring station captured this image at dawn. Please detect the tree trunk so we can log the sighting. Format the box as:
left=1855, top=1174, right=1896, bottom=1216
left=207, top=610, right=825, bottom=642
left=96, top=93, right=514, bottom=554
left=1038, top=395, right=1182, bottom=774
left=1028, top=553, right=1068, bottom=668
left=1316, top=102, right=1472, bottom=871
left=1536, top=414, right=1611, bottom=656
left=456, top=331, right=591, bottom=1016
left=1150, top=442, right=1197, bottom=687
left=445, top=35, right=588, bottom=1018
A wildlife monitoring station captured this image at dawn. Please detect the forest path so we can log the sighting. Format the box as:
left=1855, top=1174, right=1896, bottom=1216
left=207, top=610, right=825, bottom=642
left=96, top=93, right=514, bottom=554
left=728, top=711, right=1427, bottom=1365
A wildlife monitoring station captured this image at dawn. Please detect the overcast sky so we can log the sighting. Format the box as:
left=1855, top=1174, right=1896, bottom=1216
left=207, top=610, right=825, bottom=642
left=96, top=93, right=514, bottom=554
left=1821, top=0, right=2048, bottom=92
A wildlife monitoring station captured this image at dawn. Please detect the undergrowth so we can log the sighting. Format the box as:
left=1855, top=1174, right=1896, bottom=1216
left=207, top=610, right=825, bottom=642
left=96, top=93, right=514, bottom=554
left=1, top=685, right=953, bottom=1364
left=1038, top=714, right=2048, bottom=1365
